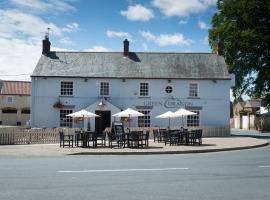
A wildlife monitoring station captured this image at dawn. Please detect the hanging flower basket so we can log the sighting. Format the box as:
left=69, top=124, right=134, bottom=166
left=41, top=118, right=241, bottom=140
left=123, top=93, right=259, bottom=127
left=53, top=101, right=64, bottom=109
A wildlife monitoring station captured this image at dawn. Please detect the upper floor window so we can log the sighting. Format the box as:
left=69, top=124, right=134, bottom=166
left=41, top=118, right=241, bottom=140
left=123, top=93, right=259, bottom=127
left=189, top=83, right=198, bottom=97
left=165, top=86, right=173, bottom=94
left=140, top=82, right=149, bottom=96
left=61, top=81, right=73, bottom=96
left=100, top=82, right=109, bottom=96
left=6, top=96, right=14, bottom=104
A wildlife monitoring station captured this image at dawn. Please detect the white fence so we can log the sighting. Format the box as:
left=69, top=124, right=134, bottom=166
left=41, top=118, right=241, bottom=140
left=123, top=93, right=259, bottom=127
left=0, top=127, right=78, bottom=145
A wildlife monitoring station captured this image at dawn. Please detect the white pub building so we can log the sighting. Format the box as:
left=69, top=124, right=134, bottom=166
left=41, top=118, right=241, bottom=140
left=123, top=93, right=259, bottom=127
left=31, top=36, right=232, bottom=136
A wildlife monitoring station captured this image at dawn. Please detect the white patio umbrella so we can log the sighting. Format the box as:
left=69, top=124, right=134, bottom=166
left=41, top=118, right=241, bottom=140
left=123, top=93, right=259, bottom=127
left=173, top=108, right=197, bottom=128
left=67, top=109, right=99, bottom=130
left=156, top=111, right=176, bottom=129
left=112, top=108, right=144, bottom=128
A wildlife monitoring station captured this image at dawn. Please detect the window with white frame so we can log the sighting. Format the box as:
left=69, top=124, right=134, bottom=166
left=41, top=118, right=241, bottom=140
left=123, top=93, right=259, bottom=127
left=61, top=81, right=73, bottom=96
left=60, top=109, right=73, bottom=128
left=189, top=83, right=198, bottom=97
left=138, top=110, right=151, bottom=127
left=100, top=82, right=109, bottom=96
left=140, top=82, right=149, bottom=96
left=187, top=110, right=200, bottom=127
left=6, top=96, right=14, bottom=104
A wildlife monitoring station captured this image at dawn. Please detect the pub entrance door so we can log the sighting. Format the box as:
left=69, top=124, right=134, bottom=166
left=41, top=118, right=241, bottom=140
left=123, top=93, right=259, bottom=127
left=95, top=110, right=111, bottom=133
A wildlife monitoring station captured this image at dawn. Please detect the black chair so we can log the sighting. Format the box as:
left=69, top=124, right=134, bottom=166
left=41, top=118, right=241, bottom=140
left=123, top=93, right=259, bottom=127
left=158, top=129, right=167, bottom=143
left=190, top=129, right=202, bottom=145
left=107, top=131, right=125, bottom=148
left=153, top=129, right=159, bottom=142
left=85, top=131, right=97, bottom=148
left=163, top=130, right=171, bottom=146
left=169, top=130, right=179, bottom=146
left=59, top=130, right=74, bottom=148
left=129, top=131, right=142, bottom=148
left=75, top=130, right=84, bottom=147
left=137, top=131, right=149, bottom=148
left=95, top=131, right=106, bottom=147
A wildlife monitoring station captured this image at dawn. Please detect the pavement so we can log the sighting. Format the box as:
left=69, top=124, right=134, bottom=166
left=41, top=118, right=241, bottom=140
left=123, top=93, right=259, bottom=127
left=0, top=129, right=269, bottom=157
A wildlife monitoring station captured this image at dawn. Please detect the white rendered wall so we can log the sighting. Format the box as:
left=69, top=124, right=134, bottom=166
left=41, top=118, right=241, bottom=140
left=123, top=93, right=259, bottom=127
left=31, top=77, right=230, bottom=129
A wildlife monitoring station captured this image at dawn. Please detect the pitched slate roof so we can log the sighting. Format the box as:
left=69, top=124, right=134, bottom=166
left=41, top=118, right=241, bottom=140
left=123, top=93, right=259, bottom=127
left=32, top=52, right=230, bottom=79
left=0, top=80, right=31, bottom=95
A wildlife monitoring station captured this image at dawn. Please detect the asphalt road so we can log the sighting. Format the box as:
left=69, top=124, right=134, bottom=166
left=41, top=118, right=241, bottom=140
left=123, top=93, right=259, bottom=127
left=1, top=140, right=270, bottom=200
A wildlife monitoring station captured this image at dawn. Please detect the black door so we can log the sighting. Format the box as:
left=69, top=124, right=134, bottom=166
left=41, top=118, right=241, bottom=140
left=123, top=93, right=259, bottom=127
left=95, top=111, right=111, bottom=133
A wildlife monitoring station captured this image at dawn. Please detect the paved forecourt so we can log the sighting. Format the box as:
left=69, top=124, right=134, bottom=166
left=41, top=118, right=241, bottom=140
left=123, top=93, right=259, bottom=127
left=0, top=137, right=268, bottom=158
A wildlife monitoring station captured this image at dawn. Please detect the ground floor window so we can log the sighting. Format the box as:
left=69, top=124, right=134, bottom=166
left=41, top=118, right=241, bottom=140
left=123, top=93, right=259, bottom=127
left=187, top=110, right=200, bottom=127
left=138, top=110, right=151, bottom=127
left=2, top=108, right=17, bottom=114
left=60, top=109, right=73, bottom=128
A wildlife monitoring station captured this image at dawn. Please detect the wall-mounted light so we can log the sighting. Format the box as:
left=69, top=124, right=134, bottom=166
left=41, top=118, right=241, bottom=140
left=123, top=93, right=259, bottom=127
left=84, top=78, right=88, bottom=82
left=122, top=78, right=126, bottom=82
left=167, top=79, right=171, bottom=83
left=212, top=79, right=217, bottom=83
left=98, top=96, right=106, bottom=111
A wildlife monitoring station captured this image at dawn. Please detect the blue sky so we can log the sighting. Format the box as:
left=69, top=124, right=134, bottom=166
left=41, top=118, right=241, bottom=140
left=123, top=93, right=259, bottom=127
left=0, top=0, right=217, bottom=81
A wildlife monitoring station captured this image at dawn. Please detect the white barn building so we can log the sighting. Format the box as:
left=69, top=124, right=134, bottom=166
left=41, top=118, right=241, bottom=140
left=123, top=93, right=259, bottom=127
left=31, top=37, right=231, bottom=136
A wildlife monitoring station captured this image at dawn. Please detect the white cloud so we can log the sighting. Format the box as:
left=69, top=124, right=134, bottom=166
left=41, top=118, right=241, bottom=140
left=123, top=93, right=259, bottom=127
left=10, top=0, right=76, bottom=13
left=0, top=8, right=79, bottom=81
left=0, top=38, right=40, bottom=81
left=179, top=19, right=188, bottom=24
left=152, top=0, right=216, bottom=17
left=62, top=22, right=79, bottom=33
left=201, top=36, right=209, bottom=45
left=198, top=18, right=209, bottom=29
left=140, top=31, right=193, bottom=46
left=120, top=4, right=154, bottom=21
left=0, top=9, right=79, bottom=44
left=84, top=46, right=110, bottom=52
left=142, top=43, right=148, bottom=51
left=59, top=37, right=75, bottom=46
left=106, top=30, right=131, bottom=39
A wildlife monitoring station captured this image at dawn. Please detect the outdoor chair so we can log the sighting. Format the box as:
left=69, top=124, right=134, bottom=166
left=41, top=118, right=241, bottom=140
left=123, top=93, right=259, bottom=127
left=95, top=131, right=106, bottom=147
left=85, top=131, right=97, bottom=148
left=158, top=129, right=167, bottom=143
left=128, top=131, right=138, bottom=148
left=107, top=131, right=125, bottom=148
left=168, top=130, right=179, bottom=146
left=153, top=129, right=159, bottom=142
left=75, top=130, right=84, bottom=147
left=163, top=130, right=171, bottom=146
left=59, top=130, right=74, bottom=148
left=190, top=129, right=202, bottom=145
left=137, top=131, right=149, bottom=148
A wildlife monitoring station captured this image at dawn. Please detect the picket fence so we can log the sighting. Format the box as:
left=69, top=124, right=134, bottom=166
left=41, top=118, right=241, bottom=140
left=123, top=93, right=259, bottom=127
left=0, top=128, right=77, bottom=145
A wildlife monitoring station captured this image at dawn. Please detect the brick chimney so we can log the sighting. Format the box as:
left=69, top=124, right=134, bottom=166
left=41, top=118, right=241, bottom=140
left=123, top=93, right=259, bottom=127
left=42, top=35, right=51, bottom=55
left=216, top=41, right=223, bottom=56
left=123, top=39, right=129, bottom=57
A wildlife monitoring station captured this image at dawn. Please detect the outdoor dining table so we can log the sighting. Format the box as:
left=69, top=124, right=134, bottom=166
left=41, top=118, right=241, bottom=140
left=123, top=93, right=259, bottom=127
left=75, top=131, right=97, bottom=148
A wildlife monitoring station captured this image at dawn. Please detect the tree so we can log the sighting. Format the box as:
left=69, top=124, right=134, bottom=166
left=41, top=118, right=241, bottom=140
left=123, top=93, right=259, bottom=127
left=209, top=0, right=270, bottom=107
